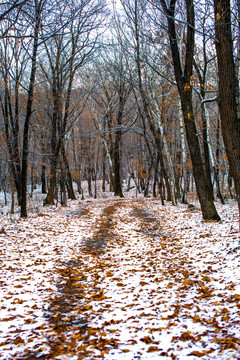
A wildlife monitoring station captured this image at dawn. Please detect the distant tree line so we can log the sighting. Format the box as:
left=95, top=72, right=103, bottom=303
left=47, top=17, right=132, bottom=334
left=0, top=0, right=239, bottom=221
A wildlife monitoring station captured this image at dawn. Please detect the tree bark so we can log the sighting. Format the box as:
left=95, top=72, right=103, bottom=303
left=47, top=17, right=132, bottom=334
left=214, top=0, right=240, bottom=214
left=20, top=1, right=41, bottom=217
left=113, top=94, right=124, bottom=197
left=160, top=0, right=220, bottom=220
left=61, top=145, right=76, bottom=200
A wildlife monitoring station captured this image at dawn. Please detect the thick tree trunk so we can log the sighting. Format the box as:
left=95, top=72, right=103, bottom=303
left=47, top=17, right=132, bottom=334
left=114, top=130, right=124, bottom=197
left=44, top=73, right=61, bottom=205
left=181, top=96, right=219, bottom=219
left=158, top=173, right=165, bottom=206
left=179, top=104, right=188, bottom=204
left=60, top=159, right=67, bottom=206
left=88, top=167, right=93, bottom=197
left=44, top=156, right=58, bottom=205
left=214, top=0, right=240, bottom=213
left=62, top=145, right=76, bottom=200
left=215, top=117, right=225, bottom=204
left=160, top=0, right=220, bottom=220
left=201, top=103, right=214, bottom=201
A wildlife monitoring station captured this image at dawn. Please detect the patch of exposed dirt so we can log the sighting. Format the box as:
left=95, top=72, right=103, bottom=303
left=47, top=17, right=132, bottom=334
left=81, top=201, right=125, bottom=255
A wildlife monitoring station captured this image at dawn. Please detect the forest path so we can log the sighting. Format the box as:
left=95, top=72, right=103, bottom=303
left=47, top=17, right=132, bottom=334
left=0, top=198, right=240, bottom=359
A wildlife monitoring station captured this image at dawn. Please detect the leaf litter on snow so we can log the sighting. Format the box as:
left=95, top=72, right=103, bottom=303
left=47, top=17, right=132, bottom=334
left=0, top=194, right=240, bottom=359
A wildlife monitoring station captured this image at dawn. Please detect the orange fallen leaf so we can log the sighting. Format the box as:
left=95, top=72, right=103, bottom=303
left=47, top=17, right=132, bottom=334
left=140, top=336, right=153, bottom=344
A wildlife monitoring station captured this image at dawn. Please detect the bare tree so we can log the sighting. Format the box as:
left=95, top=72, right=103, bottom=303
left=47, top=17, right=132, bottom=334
left=157, top=0, right=220, bottom=220
left=42, top=0, right=107, bottom=205
left=86, top=40, right=133, bottom=197
left=214, top=0, right=240, bottom=218
left=20, top=0, right=44, bottom=217
left=0, top=0, right=28, bottom=36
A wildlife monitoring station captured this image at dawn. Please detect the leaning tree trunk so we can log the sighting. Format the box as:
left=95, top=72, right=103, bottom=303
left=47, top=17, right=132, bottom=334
left=214, top=0, right=240, bottom=216
left=160, top=0, right=220, bottom=220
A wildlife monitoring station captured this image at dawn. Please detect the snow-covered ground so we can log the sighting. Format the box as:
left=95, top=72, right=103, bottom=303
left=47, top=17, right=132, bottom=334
left=0, top=184, right=239, bottom=359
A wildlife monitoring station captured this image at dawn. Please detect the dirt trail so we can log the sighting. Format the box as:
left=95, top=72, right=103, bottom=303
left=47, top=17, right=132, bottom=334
left=0, top=198, right=240, bottom=359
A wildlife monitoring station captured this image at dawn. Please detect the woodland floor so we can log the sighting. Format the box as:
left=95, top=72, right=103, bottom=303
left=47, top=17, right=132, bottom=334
left=0, top=196, right=240, bottom=359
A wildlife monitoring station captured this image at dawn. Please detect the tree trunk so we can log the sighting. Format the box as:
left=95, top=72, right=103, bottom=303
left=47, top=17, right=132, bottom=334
left=201, top=103, right=214, bottom=201
left=44, top=155, right=57, bottom=205
left=153, top=153, right=160, bottom=198
left=88, top=167, right=93, bottom=197
left=179, top=104, right=188, bottom=204
left=158, top=173, right=165, bottom=206
left=160, top=0, right=220, bottom=220
left=102, top=144, right=106, bottom=193
left=214, top=0, right=240, bottom=214
left=61, top=145, right=76, bottom=200
left=215, top=117, right=225, bottom=204
left=41, top=163, right=47, bottom=194
left=114, top=130, right=124, bottom=197
left=59, top=159, right=67, bottom=207
left=44, top=74, right=62, bottom=205
left=3, top=75, right=22, bottom=205
left=20, top=2, right=41, bottom=217
left=194, top=36, right=214, bottom=202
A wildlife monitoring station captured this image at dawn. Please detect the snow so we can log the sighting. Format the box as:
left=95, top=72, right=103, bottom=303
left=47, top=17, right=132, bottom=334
left=0, top=184, right=240, bottom=359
